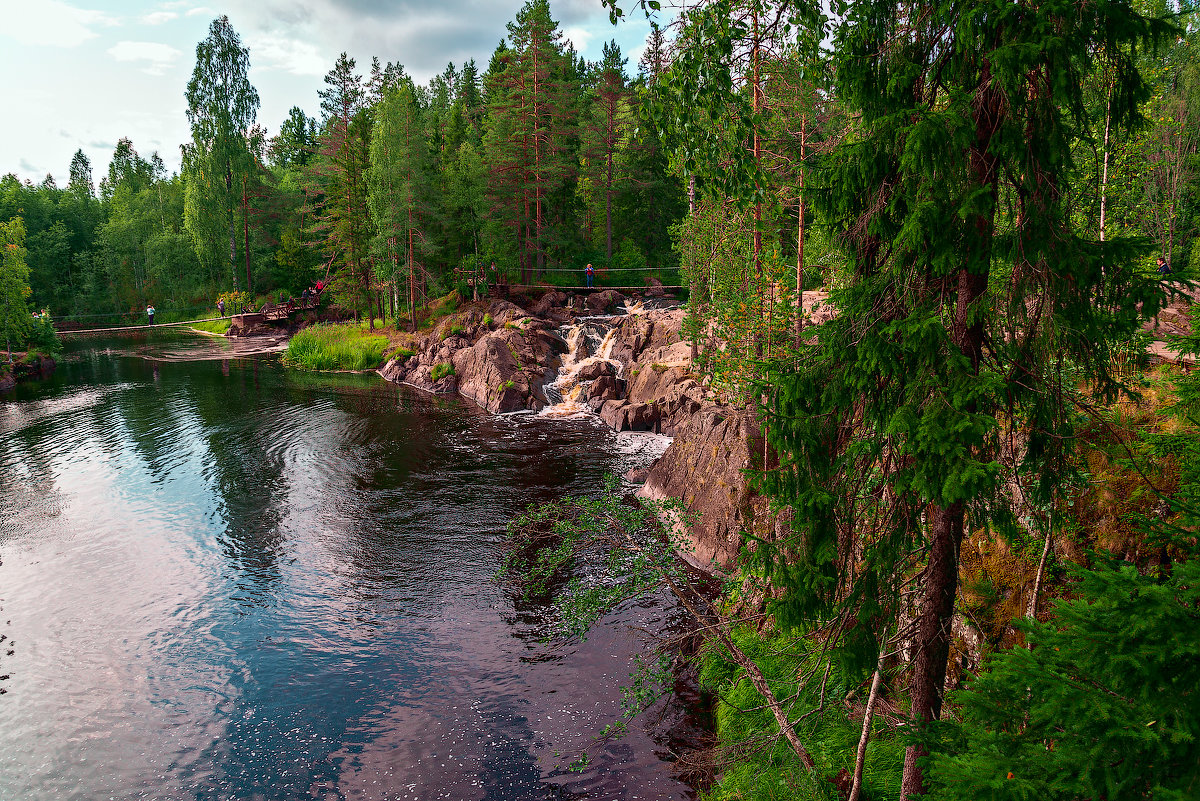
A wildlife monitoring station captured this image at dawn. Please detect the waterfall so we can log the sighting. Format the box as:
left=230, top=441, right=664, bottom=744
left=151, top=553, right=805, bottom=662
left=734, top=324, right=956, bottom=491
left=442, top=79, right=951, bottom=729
left=540, top=320, right=623, bottom=417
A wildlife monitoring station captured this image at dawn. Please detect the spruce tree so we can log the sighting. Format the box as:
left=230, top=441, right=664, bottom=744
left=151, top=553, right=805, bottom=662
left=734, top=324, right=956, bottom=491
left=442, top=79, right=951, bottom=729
left=756, top=1, right=1171, bottom=796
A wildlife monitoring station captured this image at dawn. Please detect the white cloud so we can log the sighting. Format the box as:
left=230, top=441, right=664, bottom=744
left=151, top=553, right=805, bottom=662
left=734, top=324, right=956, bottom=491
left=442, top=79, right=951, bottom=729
left=0, top=0, right=118, bottom=47
left=244, top=33, right=327, bottom=77
left=186, top=6, right=214, bottom=17
left=141, top=11, right=178, bottom=25
left=107, top=40, right=183, bottom=76
left=562, top=25, right=595, bottom=54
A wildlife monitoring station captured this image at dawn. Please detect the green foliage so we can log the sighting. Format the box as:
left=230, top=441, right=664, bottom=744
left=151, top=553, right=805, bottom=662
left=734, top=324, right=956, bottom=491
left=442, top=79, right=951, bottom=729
left=701, top=628, right=904, bottom=801
left=183, top=15, right=260, bottom=291
left=0, top=217, right=33, bottom=356
left=189, top=319, right=231, bottom=335
left=282, top=323, right=388, bottom=371
left=930, top=547, right=1200, bottom=801
left=482, top=313, right=493, bottom=327
left=430, top=361, right=455, bottom=382
left=25, top=312, right=62, bottom=354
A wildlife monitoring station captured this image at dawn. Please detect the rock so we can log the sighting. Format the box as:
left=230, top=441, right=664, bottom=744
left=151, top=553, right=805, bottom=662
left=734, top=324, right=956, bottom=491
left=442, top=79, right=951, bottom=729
left=531, top=290, right=568, bottom=317
left=431, top=373, right=459, bottom=394
left=625, top=467, right=651, bottom=484
left=639, top=406, right=768, bottom=571
left=645, top=277, right=665, bottom=297
left=598, top=399, right=660, bottom=432
left=585, top=289, right=626, bottom=313
left=0, top=372, right=13, bottom=392
left=599, top=399, right=630, bottom=430
left=577, top=361, right=614, bottom=382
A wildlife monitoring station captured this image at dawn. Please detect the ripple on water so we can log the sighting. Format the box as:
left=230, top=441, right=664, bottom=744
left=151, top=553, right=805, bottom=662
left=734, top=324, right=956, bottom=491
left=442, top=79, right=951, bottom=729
left=0, top=340, right=695, bottom=800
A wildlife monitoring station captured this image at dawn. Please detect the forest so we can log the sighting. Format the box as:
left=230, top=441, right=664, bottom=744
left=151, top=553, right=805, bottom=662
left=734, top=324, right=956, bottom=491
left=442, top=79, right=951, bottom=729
left=0, top=1, right=685, bottom=332
left=3, top=0, right=1200, bottom=799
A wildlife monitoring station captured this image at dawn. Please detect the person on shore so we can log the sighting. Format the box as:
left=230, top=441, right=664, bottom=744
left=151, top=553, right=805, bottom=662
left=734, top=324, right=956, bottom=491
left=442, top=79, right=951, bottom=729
left=585, top=263, right=595, bottom=288
left=147, top=304, right=155, bottom=326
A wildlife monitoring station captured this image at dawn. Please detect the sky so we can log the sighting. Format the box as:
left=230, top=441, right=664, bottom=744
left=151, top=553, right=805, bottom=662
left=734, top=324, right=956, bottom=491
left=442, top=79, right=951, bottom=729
left=0, top=0, right=660, bottom=186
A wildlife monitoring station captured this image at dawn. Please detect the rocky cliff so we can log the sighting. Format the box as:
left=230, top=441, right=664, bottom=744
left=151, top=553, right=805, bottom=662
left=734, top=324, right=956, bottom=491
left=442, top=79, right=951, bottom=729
left=376, top=289, right=772, bottom=571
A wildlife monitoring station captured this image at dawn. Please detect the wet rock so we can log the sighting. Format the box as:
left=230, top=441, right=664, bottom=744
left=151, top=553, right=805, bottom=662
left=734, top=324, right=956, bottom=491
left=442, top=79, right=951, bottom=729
left=625, top=467, right=651, bottom=484
left=585, top=289, right=626, bottom=313
left=531, top=290, right=569, bottom=317
left=0, top=372, right=14, bottom=392
left=577, top=361, right=614, bottom=382
left=599, top=399, right=660, bottom=432
left=586, top=373, right=625, bottom=404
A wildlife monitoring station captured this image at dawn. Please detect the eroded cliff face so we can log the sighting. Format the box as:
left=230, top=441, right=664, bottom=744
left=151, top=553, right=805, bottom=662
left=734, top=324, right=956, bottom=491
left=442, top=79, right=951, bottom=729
left=376, top=289, right=769, bottom=572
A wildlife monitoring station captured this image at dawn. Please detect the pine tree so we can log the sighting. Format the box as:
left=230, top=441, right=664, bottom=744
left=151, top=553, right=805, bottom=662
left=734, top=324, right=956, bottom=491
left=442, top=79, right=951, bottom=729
left=483, top=0, right=577, bottom=282
left=310, top=53, right=376, bottom=325
left=369, top=84, right=431, bottom=332
left=0, top=217, right=33, bottom=362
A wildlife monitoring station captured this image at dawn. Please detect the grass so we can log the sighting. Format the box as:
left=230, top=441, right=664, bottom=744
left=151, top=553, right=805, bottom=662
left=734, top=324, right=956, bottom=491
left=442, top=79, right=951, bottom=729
left=189, top=319, right=231, bottom=335
left=283, top=323, right=390, bottom=371
left=431, top=362, right=455, bottom=382
left=699, top=628, right=904, bottom=801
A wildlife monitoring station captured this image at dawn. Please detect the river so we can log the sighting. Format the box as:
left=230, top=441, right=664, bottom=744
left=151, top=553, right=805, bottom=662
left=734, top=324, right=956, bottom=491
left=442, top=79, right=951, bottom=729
left=0, top=330, right=694, bottom=801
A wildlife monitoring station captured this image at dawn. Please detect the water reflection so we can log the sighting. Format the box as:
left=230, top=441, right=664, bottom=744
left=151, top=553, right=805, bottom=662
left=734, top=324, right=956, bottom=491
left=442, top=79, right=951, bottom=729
left=0, top=332, right=692, bottom=800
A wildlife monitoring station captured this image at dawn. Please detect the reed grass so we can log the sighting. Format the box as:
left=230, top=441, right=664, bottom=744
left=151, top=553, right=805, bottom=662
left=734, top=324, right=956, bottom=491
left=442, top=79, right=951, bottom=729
left=283, top=323, right=389, bottom=371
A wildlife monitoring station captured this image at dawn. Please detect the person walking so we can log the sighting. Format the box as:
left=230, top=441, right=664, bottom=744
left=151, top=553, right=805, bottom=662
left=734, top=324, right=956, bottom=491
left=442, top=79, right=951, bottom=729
left=585, top=263, right=595, bottom=288
left=146, top=303, right=155, bottom=326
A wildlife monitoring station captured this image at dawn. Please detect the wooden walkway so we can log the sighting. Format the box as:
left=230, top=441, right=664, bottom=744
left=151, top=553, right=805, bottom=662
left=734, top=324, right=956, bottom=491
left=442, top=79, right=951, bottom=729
left=59, top=293, right=324, bottom=336
left=58, top=315, right=232, bottom=335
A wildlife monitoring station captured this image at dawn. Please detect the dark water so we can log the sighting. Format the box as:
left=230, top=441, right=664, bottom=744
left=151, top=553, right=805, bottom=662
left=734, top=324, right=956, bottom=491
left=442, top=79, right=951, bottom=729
left=0, top=332, right=690, bottom=801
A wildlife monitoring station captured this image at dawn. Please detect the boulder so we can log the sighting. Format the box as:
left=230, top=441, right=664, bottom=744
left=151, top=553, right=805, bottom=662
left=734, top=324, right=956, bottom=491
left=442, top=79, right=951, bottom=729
left=598, top=399, right=660, bottom=432
left=531, top=290, right=569, bottom=317
left=585, top=289, right=626, bottom=313
left=625, top=467, right=651, bottom=484
left=587, top=373, right=624, bottom=404
left=645, top=277, right=665, bottom=297
left=577, top=361, right=614, bottom=382
left=0, top=371, right=14, bottom=392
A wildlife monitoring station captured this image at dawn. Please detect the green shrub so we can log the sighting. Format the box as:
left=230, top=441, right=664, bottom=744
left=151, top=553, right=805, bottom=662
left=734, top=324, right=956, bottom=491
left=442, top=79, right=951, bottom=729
left=283, top=323, right=389, bottom=371
left=483, top=313, right=493, bottom=327
left=431, top=362, right=455, bottom=382
left=25, top=314, right=62, bottom=354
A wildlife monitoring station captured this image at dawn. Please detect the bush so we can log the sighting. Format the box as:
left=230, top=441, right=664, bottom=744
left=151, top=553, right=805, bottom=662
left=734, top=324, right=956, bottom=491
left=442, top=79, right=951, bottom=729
left=283, top=323, right=389, bottom=371
left=431, top=362, right=455, bottom=382
left=483, top=313, right=493, bottom=327
left=218, top=290, right=253, bottom=314
left=26, top=313, right=61, bottom=354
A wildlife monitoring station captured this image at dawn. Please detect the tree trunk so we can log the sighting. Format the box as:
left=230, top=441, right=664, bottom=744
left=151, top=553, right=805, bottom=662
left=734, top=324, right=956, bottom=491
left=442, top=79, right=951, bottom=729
left=902, top=56, right=1000, bottom=799
left=850, top=660, right=885, bottom=801
left=227, top=161, right=237, bottom=291
left=901, top=501, right=965, bottom=800
left=795, top=114, right=807, bottom=348
left=242, top=175, right=251, bottom=293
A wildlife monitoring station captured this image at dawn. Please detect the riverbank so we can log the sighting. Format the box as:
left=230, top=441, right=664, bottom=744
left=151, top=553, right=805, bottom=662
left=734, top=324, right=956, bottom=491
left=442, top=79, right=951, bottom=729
left=0, top=352, right=57, bottom=392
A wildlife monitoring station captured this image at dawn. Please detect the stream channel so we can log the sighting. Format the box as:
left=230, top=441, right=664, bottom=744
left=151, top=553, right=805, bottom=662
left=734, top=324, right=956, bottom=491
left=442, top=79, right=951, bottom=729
left=0, top=329, right=694, bottom=801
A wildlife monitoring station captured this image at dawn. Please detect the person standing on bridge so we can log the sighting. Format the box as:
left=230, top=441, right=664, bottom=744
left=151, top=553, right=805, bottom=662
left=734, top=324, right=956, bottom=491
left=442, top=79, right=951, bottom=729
left=146, top=304, right=155, bottom=326
left=217, top=298, right=225, bottom=316
left=585, top=263, right=595, bottom=288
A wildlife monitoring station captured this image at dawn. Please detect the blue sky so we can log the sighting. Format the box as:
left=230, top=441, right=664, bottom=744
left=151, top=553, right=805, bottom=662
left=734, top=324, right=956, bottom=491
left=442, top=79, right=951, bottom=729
left=0, top=0, right=660, bottom=185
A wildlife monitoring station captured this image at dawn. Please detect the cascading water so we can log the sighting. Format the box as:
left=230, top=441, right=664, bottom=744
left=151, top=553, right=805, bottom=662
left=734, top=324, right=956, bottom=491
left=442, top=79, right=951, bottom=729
left=541, top=319, right=623, bottom=417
